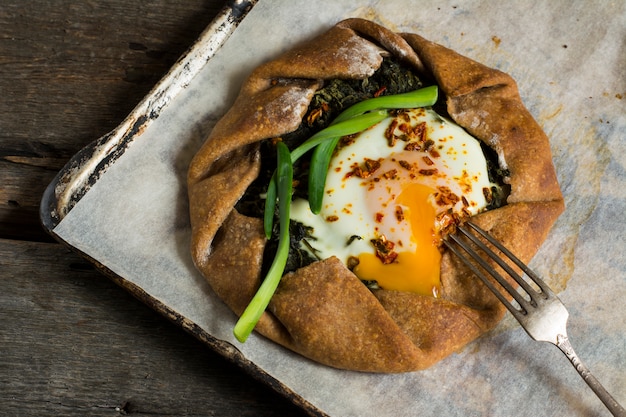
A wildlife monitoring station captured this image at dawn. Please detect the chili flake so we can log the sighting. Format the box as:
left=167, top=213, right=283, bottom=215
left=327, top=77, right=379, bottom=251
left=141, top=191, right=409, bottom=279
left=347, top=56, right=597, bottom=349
left=395, top=206, right=405, bottom=222
left=370, top=235, right=398, bottom=265
left=348, top=158, right=382, bottom=179
left=418, top=168, right=438, bottom=176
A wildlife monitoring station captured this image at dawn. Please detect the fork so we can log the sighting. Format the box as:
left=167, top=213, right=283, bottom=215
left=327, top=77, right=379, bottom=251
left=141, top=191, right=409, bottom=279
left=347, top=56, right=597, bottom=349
left=443, top=221, right=626, bottom=417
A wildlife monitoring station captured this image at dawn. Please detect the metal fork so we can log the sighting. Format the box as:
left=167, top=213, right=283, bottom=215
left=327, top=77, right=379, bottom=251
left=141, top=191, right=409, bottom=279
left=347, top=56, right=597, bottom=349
left=444, top=222, right=626, bottom=417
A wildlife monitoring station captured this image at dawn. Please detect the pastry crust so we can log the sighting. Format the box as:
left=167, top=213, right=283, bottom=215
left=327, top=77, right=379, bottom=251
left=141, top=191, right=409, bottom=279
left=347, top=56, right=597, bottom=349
left=187, top=18, right=564, bottom=372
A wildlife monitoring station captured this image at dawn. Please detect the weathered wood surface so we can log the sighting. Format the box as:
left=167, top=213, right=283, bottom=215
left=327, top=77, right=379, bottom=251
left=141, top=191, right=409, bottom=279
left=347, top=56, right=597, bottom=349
left=0, top=1, right=308, bottom=415
left=1, top=239, right=305, bottom=416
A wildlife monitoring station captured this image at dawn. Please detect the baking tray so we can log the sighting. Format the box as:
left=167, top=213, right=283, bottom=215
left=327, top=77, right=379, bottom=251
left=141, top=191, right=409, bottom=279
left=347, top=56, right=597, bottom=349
left=40, top=1, right=626, bottom=416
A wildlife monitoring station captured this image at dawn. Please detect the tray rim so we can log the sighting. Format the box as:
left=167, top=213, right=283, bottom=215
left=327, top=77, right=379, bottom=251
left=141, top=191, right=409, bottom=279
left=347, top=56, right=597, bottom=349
left=39, top=1, right=327, bottom=416
left=40, top=0, right=254, bottom=232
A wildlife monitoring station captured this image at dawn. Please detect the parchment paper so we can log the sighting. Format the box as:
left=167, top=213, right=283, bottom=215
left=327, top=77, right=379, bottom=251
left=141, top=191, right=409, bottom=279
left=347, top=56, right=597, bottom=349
left=53, top=1, right=626, bottom=415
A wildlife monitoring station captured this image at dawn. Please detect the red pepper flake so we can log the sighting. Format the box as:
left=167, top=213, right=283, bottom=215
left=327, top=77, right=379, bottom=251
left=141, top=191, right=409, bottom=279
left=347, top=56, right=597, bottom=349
left=338, top=133, right=358, bottom=150
left=423, top=139, right=435, bottom=151
left=419, top=168, right=438, bottom=176
left=397, top=122, right=412, bottom=136
left=375, top=212, right=385, bottom=223
left=482, top=187, right=493, bottom=203
left=434, top=186, right=460, bottom=206
left=412, top=121, right=427, bottom=142
left=325, top=215, right=339, bottom=222
left=373, top=86, right=387, bottom=97
left=349, top=158, right=382, bottom=179
left=422, top=156, right=434, bottom=166
left=404, top=142, right=422, bottom=151
left=384, top=119, right=399, bottom=147
left=398, top=160, right=413, bottom=171
left=306, top=103, right=329, bottom=126
left=395, top=206, right=405, bottom=222
left=436, top=210, right=461, bottom=236
left=370, top=235, right=398, bottom=265
left=306, top=108, right=323, bottom=125
left=382, top=169, right=398, bottom=180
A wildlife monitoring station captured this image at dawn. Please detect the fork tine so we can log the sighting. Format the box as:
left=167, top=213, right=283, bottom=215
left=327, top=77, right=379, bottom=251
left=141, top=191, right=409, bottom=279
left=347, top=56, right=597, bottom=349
left=443, top=234, right=518, bottom=308
left=457, top=223, right=542, bottom=306
left=444, top=231, right=529, bottom=320
left=463, top=222, right=554, bottom=298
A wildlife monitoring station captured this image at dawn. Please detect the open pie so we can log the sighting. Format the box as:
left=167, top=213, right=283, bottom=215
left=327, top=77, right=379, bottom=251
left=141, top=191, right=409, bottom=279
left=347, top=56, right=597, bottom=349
left=187, top=18, right=564, bottom=372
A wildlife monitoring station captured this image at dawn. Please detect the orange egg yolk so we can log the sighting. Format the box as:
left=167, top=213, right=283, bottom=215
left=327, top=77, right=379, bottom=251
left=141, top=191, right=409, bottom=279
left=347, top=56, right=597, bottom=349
left=353, top=183, right=441, bottom=297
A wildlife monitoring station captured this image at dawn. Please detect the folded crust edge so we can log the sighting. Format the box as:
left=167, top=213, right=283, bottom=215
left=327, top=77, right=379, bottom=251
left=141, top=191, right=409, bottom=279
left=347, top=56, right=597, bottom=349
left=187, top=18, right=564, bottom=372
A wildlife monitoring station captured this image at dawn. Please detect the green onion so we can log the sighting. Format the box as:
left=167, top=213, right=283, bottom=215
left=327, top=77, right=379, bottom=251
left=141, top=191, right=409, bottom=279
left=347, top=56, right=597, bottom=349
left=333, top=84, right=438, bottom=123
left=290, top=110, right=389, bottom=162
left=263, top=172, right=277, bottom=239
left=307, top=136, right=341, bottom=214
left=234, top=142, right=293, bottom=343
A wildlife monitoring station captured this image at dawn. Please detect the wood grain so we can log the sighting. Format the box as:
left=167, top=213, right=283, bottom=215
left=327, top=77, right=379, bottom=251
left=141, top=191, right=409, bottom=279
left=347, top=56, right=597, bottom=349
left=0, top=0, right=225, bottom=242
left=0, top=239, right=306, bottom=416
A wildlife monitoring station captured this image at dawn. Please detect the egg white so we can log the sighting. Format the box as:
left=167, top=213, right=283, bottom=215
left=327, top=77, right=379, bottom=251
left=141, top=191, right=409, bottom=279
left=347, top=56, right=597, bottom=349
left=290, top=107, right=496, bottom=271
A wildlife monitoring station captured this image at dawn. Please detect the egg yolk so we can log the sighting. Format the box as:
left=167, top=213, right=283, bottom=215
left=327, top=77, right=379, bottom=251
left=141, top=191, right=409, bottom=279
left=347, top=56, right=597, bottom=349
left=353, top=183, right=441, bottom=296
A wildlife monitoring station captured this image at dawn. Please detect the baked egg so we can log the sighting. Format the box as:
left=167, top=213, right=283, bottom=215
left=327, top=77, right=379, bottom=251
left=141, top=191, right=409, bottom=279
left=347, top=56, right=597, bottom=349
left=290, top=107, right=499, bottom=297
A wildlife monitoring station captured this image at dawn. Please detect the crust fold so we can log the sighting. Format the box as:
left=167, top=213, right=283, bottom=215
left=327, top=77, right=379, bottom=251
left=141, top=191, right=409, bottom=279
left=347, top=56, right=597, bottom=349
left=187, top=18, right=564, bottom=372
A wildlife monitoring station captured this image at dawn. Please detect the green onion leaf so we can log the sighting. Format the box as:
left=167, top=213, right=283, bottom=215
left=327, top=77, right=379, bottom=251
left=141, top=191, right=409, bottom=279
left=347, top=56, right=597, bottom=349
left=333, top=85, right=438, bottom=123
left=290, top=110, right=389, bottom=161
left=234, top=142, right=293, bottom=342
left=263, top=172, right=277, bottom=239
left=308, top=136, right=340, bottom=214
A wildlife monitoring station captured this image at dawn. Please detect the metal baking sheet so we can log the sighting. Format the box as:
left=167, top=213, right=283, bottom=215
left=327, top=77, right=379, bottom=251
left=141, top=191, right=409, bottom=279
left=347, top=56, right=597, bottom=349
left=41, top=1, right=626, bottom=416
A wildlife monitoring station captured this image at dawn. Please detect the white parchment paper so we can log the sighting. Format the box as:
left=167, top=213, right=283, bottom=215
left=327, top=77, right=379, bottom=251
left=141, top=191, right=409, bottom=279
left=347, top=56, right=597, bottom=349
left=54, top=1, right=626, bottom=415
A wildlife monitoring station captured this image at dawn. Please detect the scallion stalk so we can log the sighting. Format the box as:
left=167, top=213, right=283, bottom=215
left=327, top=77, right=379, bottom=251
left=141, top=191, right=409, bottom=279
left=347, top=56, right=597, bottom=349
left=290, top=110, right=389, bottom=161
left=263, top=172, right=277, bottom=239
left=333, top=84, right=438, bottom=123
left=234, top=142, right=293, bottom=342
left=307, top=136, right=341, bottom=214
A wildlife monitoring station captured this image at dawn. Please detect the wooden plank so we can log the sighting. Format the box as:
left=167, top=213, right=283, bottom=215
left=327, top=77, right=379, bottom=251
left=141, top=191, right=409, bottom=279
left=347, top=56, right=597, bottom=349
left=0, top=238, right=308, bottom=416
left=0, top=0, right=227, bottom=241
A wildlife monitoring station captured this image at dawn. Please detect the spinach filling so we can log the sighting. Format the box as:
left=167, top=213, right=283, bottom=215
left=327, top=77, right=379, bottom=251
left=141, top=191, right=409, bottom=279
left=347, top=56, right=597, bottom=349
left=234, top=57, right=509, bottom=275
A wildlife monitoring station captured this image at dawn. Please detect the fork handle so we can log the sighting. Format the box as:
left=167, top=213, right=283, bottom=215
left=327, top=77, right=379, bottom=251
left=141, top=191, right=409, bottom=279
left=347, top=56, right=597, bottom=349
left=556, top=334, right=626, bottom=417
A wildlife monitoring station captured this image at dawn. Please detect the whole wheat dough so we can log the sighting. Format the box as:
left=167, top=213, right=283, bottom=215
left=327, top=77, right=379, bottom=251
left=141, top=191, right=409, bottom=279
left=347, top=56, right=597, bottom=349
left=187, top=18, right=564, bottom=372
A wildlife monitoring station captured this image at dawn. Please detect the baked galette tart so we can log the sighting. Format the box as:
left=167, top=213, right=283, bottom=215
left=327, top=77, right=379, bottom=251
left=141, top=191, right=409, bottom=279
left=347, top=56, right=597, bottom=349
left=187, top=18, right=564, bottom=372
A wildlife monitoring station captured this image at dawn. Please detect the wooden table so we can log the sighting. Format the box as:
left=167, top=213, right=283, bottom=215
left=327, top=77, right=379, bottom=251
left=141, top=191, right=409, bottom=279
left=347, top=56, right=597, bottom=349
left=1, top=1, right=308, bottom=415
